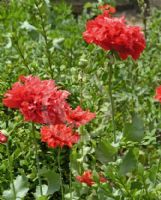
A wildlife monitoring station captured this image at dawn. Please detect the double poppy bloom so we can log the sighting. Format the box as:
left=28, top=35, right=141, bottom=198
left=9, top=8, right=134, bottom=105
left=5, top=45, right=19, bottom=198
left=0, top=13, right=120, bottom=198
left=3, top=75, right=70, bottom=125
left=3, top=75, right=95, bottom=148
left=83, top=6, right=146, bottom=60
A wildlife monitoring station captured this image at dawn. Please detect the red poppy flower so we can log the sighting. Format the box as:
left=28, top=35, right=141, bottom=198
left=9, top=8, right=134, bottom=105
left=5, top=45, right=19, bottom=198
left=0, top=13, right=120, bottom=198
left=41, top=124, right=80, bottom=148
left=3, top=75, right=70, bottom=124
left=65, top=106, right=96, bottom=127
left=76, top=170, right=107, bottom=186
left=99, top=176, right=107, bottom=183
left=98, top=4, right=116, bottom=16
left=83, top=13, right=146, bottom=60
left=76, top=170, right=94, bottom=186
left=155, top=86, right=161, bottom=102
left=0, top=131, right=8, bottom=144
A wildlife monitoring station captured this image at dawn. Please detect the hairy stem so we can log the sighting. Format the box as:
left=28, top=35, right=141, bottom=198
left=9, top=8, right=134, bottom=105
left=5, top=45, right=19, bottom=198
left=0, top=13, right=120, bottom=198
left=69, top=153, right=72, bottom=200
left=32, top=123, right=43, bottom=196
left=108, top=58, right=116, bottom=143
left=12, top=35, right=32, bottom=73
left=6, top=142, right=16, bottom=199
left=35, top=1, right=53, bottom=79
left=57, top=148, right=64, bottom=200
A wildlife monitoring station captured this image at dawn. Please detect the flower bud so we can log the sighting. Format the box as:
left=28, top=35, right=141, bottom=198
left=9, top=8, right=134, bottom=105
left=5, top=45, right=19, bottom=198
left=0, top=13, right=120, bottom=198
left=0, top=131, right=8, bottom=144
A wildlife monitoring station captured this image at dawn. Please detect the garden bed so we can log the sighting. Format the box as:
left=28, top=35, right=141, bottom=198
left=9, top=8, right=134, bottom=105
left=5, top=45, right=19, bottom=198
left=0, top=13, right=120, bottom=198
left=0, top=0, right=161, bottom=199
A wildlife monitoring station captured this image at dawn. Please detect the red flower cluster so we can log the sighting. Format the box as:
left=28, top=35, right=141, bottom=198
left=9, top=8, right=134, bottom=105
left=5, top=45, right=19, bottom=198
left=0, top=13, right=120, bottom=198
left=83, top=10, right=146, bottom=60
left=155, top=86, right=161, bottom=102
left=0, top=131, right=8, bottom=144
left=3, top=75, right=96, bottom=148
left=41, top=124, right=80, bottom=148
left=3, top=75, right=95, bottom=125
left=76, top=170, right=107, bottom=186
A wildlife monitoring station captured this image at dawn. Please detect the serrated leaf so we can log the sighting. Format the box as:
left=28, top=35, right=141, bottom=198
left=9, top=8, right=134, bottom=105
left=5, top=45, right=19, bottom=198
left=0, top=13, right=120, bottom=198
left=124, top=114, right=144, bottom=142
left=40, top=169, right=60, bottom=195
left=95, top=140, right=117, bottom=164
left=119, top=149, right=137, bottom=175
left=3, top=175, right=29, bottom=200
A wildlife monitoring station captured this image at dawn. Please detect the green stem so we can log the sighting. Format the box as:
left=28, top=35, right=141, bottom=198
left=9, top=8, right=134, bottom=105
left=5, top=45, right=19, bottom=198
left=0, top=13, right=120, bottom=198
left=108, top=60, right=116, bottom=143
left=35, top=1, right=53, bottom=79
left=69, top=154, right=72, bottom=200
left=99, top=184, right=112, bottom=196
left=57, top=148, right=64, bottom=200
left=142, top=175, right=149, bottom=198
left=143, top=0, right=150, bottom=39
left=131, top=63, right=134, bottom=108
left=131, top=60, right=138, bottom=109
left=12, top=34, right=32, bottom=74
left=79, top=70, right=84, bottom=174
left=8, top=120, right=23, bottom=135
left=6, top=142, right=16, bottom=199
left=115, top=175, right=133, bottom=198
left=32, top=123, right=43, bottom=196
left=155, top=156, right=161, bottom=186
left=79, top=69, right=83, bottom=107
left=118, top=178, right=133, bottom=198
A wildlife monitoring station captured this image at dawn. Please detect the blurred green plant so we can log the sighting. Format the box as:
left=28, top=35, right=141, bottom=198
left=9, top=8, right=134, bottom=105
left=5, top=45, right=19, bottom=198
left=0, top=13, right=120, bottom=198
left=0, top=0, right=161, bottom=199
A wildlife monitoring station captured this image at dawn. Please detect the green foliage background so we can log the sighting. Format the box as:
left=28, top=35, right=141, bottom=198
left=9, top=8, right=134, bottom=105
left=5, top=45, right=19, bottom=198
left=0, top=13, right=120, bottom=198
left=0, top=0, right=161, bottom=199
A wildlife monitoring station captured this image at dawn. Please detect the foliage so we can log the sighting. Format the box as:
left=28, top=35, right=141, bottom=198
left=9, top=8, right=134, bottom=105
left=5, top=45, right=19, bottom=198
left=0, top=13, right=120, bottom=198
left=0, top=0, right=161, bottom=199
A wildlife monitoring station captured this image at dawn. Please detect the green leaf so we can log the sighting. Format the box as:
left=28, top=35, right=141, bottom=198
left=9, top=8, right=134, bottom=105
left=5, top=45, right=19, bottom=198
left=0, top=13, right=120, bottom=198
left=37, top=196, right=48, bottom=200
left=34, top=184, right=48, bottom=199
left=124, top=114, right=144, bottom=142
left=20, top=21, right=37, bottom=31
left=3, top=175, right=29, bottom=200
left=2, top=189, right=14, bottom=200
left=50, top=38, right=64, bottom=51
left=84, top=2, right=92, bottom=9
left=119, top=149, right=137, bottom=175
left=40, top=169, right=60, bottom=195
left=95, top=140, right=117, bottom=164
